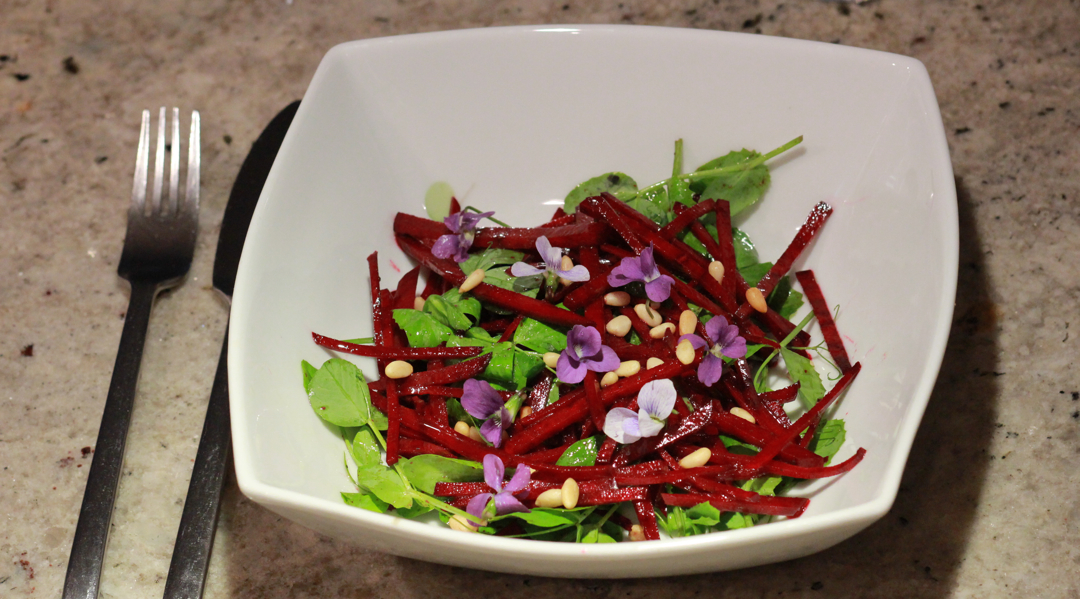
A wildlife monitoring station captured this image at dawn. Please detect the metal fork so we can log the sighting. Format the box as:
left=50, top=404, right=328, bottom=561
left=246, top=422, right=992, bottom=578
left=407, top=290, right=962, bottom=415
left=62, top=108, right=200, bottom=599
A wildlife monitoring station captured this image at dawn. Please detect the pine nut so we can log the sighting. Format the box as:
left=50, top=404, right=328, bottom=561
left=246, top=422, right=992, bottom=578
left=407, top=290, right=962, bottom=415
left=467, top=426, right=484, bottom=443
left=384, top=360, right=413, bottom=379
left=459, top=268, right=486, bottom=293
left=634, top=303, right=663, bottom=327
left=600, top=371, right=619, bottom=387
left=560, top=255, right=574, bottom=271
left=543, top=352, right=561, bottom=368
left=649, top=322, right=675, bottom=339
left=730, top=407, right=756, bottom=424
left=678, top=447, right=712, bottom=469
left=535, top=488, right=564, bottom=508
left=746, top=287, right=768, bottom=313
left=448, top=514, right=478, bottom=532
left=604, top=291, right=631, bottom=307
left=615, top=360, right=641, bottom=377
left=454, top=421, right=471, bottom=436
left=708, top=261, right=725, bottom=284
left=413, top=296, right=426, bottom=310
left=678, top=310, right=698, bottom=336
left=629, top=524, right=646, bottom=542
left=676, top=339, right=696, bottom=365
left=562, top=478, right=580, bottom=509
left=520, top=405, right=533, bottom=418
left=646, top=357, right=664, bottom=370
left=606, top=315, right=632, bottom=337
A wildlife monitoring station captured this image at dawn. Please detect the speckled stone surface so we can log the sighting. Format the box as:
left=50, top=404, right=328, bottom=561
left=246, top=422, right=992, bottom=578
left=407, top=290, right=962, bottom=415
left=2, top=0, right=1079, bottom=597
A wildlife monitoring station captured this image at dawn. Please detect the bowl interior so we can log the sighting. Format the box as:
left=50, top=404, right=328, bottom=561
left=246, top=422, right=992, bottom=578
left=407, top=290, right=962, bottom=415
left=229, top=25, right=956, bottom=577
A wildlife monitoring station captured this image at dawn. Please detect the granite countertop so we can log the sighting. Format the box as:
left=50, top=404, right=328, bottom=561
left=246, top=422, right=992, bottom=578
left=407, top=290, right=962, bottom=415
left=2, top=0, right=1078, bottom=597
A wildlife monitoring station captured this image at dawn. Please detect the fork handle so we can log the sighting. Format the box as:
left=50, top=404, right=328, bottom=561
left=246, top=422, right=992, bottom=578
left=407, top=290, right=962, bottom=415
left=162, top=325, right=231, bottom=599
left=62, top=280, right=158, bottom=599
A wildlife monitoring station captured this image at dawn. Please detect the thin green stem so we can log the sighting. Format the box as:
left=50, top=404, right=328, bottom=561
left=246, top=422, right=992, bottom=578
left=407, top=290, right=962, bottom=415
left=638, top=136, right=803, bottom=197
left=464, top=205, right=511, bottom=227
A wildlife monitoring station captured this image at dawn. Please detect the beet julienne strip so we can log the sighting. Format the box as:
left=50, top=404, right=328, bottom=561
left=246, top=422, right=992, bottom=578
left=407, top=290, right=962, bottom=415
left=661, top=492, right=808, bottom=518
left=634, top=499, right=661, bottom=540
left=400, top=353, right=494, bottom=387
left=734, top=202, right=833, bottom=320
left=390, top=212, right=609, bottom=249
left=393, top=266, right=421, bottom=309
left=583, top=370, right=607, bottom=432
left=708, top=409, right=824, bottom=468
left=311, top=333, right=484, bottom=360
left=612, top=401, right=714, bottom=467
left=380, top=288, right=402, bottom=465
left=396, top=234, right=592, bottom=328
left=399, top=437, right=455, bottom=459
left=795, top=269, right=852, bottom=372
left=527, top=371, right=554, bottom=413
left=660, top=198, right=716, bottom=240
left=527, top=463, right=616, bottom=482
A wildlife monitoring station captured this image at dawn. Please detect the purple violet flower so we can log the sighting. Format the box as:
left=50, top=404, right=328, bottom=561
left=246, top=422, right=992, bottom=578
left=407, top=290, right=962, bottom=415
left=556, top=325, right=620, bottom=384
left=607, top=245, right=676, bottom=302
left=602, top=379, right=677, bottom=444
left=461, top=378, right=511, bottom=447
left=465, top=454, right=531, bottom=524
left=432, top=210, right=494, bottom=263
left=510, top=235, right=590, bottom=284
left=679, top=316, right=747, bottom=387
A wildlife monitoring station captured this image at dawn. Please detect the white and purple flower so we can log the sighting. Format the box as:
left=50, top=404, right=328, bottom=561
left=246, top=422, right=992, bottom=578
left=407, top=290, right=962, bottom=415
left=432, top=211, right=494, bottom=263
left=606, top=245, right=676, bottom=303
left=679, top=315, right=747, bottom=387
left=510, top=235, right=590, bottom=285
left=461, top=378, right=512, bottom=447
left=465, top=454, right=531, bottom=524
left=602, top=379, right=677, bottom=444
left=556, top=325, right=620, bottom=384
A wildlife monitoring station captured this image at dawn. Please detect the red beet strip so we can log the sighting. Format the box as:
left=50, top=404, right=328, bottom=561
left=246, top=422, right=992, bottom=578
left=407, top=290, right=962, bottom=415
left=399, top=353, right=494, bottom=387
left=634, top=499, right=661, bottom=540
left=474, top=221, right=609, bottom=250
left=379, top=288, right=402, bottom=465
left=661, top=199, right=717, bottom=239
left=392, top=266, right=421, bottom=309
left=583, top=370, right=606, bottom=432
left=312, top=333, right=484, bottom=360
left=795, top=269, right=852, bottom=372
left=661, top=492, right=808, bottom=518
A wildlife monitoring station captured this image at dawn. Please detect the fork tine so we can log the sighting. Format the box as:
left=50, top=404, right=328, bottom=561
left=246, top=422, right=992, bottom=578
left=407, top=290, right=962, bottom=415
left=168, top=107, right=181, bottom=215
left=152, top=107, right=166, bottom=214
left=185, top=110, right=201, bottom=214
left=131, top=110, right=151, bottom=213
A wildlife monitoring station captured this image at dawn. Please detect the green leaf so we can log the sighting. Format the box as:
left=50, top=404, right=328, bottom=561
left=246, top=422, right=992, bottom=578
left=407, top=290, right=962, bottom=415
left=394, top=503, right=433, bottom=519
left=423, top=288, right=481, bottom=331
left=347, top=426, right=383, bottom=468
left=684, top=502, right=722, bottom=527
left=719, top=434, right=759, bottom=456
left=400, top=454, right=485, bottom=494
left=715, top=511, right=756, bottom=530
left=581, top=529, right=617, bottom=543
left=781, top=347, right=826, bottom=407
left=738, top=261, right=772, bottom=286
left=301, top=360, right=317, bottom=395
left=341, top=491, right=390, bottom=513
left=445, top=397, right=472, bottom=427
left=625, top=194, right=670, bottom=225
left=731, top=228, right=759, bottom=268
left=504, top=508, right=578, bottom=528
left=809, top=419, right=846, bottom=463
left=693, top=149, right=771, bottom=216
left=556, top=436, right=599, bottom=467
left=308, top=358, right=377, bottom=428
left=564, top=172, right=638, bottom=214
left=460, top=248, right=524, bottom=273
left=355, top=463, right=412, bottom=508
left=768, top=277, right=804, bottom=320
left=743, top=475, right=785, bottom=497
left=392, top=309, right=454, bottom=347
left=513, top=318, right=568, bottom=354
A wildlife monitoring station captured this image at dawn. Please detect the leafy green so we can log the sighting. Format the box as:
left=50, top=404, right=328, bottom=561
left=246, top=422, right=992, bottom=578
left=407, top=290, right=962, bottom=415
left=341, top=491, right=389, bottom=513
left=781, top=347, right=826, bottom=407
left=460, top=248, right=524, bottom=274
left=738, top=261, right=773, bottom=286
left=768, top=276, right=804, bottom=320
left=307, top=359, right=385, bottom=429
left=513, top=318, right=568, bottom=354
left=400, top=454, right=484, bottom=494
left=808, top=419, right=846, bottom=463
left=563, top=172, right=638, bottom=213
left=392, top=309, right=454, bottom=347
left=581, top=529, right=617, bottom=543
left=504, top=508, right=579, bottom=528
left=423, top=288, right=481, bottom=331
left=731, top=229, right=759, bottom=268
left=301, top=360, right=317, bottom=394
left=692, top=149, right=771, bottom=216
left=347, top=426, right=383, bottom=468
left=556, top=436, right=599, bottom=467
left=449, top=331, right=544, bottom=390
left=355, top=463, right=412, bottom=508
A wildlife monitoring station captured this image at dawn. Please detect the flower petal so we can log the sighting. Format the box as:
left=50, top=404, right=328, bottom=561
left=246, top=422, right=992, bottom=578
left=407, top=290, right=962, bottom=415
left=458, top=211, right=494, bottom=230
left=567, top=325, right=601, bottom=358
left=638, top=246, right=659, bottom=278
left=721, top=334, right=747, bottom=359
left=480, top=416, right=505, bottom=447
left=462, top=379, right=505, bottom=420
left=511, top=262, right=545, bottom=277
left=432, top=234, right=465, bottom=261
left=643, top=274, right=675, bottom=302
left=637, top=379, right=677, bottom=420
left=607, top=255, right=645, bottom=287
left=557, top=264, right=591, bottom=282
left=536, top=235, right=563, bottom=271
left=493, top=492, right=531, bottom=515
left=556, top=350, right=586, bottom=384
left=705, top=315, right=729, bottom=344
left=443, top=212, right=464, bottom=234
left=636, top=412, right=665, bottom=438
left=697, top=354, right=725, bottom=387
left=679, top=333, right=707, bottom=350
left=483, top=454, right=505, bottom=492
left=585, top=345, right=621, bottom=374
left=602, top=407, right=642, bottom=444
left=466, top=492, right=492, bottom=523
left=504, top=464, right=531, bottom=493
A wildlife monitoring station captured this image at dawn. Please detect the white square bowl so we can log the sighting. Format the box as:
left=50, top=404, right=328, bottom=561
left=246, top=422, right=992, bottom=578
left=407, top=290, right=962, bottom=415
left=229, top=25, right=957, bottom=578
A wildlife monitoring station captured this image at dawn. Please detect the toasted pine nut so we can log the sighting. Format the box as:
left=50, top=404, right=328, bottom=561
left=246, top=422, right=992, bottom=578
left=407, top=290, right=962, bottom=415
left=535, top=488, right=564, bottom=508
left=560, top=255, right=574, bottom=271
left=606, top=315, right=632, bottom=337
left=634, top=303, right=663, bottom=327
left=746, top=287, right=768, bottom=313
left=453, top=421, right=471, bottom=436
left=562, top=478, right=580, bottom=509
left=448, top=514, right=478, bottom=532
left=730, top=407, right=756, bottom=424
left=678, top=310, right=698, bottom=336
left=413, top=296, right=426, bottom=310
left=629, top=524, right=646, bottom=542
left=600, top=371, right=619, bottom=387
left=708, top=261, right=725, bottom=284
left=520, top=405, right=533, bottom=418
left=646, top=357, right=664, bottom=370
left=649, top=322, right=675, bottom=339
left=678, top=447, right=712, bottom=469
left=604, top=291, right=632, bottom=307
left=384, top=360, right=413, bottom=379
left=459, top=268, right=486, bottom=293
left=676, top=339, right=696, bottom=365
left=543, top=352, right=561, bottom=368
left=467, top=426, right=484, bottom=443
left=615, top=360, right=641, bottom=377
